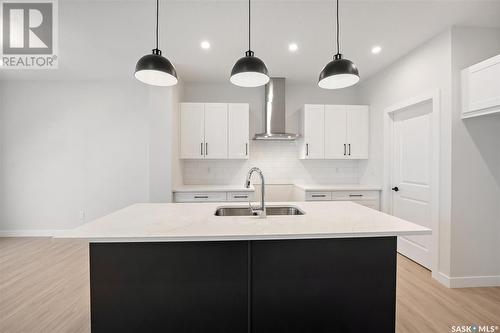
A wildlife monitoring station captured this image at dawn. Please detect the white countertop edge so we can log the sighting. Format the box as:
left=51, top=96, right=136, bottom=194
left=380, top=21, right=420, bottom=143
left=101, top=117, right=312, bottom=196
left=294, top=184, right=383, bottom=191
left=58, top=230, right=430, bottom=243
left=173, top=185, right=255, bottom=192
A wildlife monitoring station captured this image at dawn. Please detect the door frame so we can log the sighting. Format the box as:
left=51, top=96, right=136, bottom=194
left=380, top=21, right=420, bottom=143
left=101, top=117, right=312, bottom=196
left=383, top=90, right=440, bottom=276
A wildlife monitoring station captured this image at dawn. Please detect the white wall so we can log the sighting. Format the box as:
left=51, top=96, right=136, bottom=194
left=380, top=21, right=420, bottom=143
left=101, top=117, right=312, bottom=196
left=180, top=81, right=361, bottom=185
left=357, top=29, right=454, bottom=278
left=0, top=80, right=177, bottom=234
left=449, top=27, right=500, bottom=279
left=358, top=26, right=500, bottom=286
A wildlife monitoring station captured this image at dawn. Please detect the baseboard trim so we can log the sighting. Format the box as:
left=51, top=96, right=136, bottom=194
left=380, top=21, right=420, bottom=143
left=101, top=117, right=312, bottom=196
left=0, top=229, right=64, bottom=237
left=435, top=271, right=500, bottom=288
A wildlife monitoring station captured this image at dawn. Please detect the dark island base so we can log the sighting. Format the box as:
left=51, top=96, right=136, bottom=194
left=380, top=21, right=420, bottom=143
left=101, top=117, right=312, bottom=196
left=90, top=237, right=396, bottom=333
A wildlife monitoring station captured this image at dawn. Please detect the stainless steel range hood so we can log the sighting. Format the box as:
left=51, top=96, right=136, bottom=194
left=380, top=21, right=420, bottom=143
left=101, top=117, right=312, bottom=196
left=253, top=78, right=300, bottom=140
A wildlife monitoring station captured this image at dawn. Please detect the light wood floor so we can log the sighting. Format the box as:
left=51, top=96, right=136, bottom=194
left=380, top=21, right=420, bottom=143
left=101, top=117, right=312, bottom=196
left=1, top=238, right=499, bottom=333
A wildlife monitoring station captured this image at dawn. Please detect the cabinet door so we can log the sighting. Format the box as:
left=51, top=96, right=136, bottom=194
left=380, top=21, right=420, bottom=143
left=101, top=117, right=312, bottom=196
left=346, top=105, right=369, bottom=159
left=204, top=103, right=228, bottom=159
left=180, top=103, right=205, bottom=159
left=303, top=105, right=324, bottom=159
left=324, top=105, right=347, bottom=159
left=228, top=104, right=249, bottom=159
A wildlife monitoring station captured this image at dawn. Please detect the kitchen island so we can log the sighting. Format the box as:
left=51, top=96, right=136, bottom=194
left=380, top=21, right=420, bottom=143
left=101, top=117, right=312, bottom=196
left=60, top=201, right=430, bottom=333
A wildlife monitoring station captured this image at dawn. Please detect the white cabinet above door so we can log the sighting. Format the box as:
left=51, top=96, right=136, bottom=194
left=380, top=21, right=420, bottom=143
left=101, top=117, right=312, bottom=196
left=180, top=103, right=205, bottom=159
left=462, top=54, right=500, bottom=119
left=228, top=103, right=250, bottom=159
left=204, top=103, right=228, bottom=159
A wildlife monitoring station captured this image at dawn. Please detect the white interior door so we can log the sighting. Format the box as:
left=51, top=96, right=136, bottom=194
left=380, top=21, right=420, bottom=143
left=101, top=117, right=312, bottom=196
left=324, top=105, right=347, bottom=159
left=204, top=103, right=228, bottom=159
left=391, top=101, right=433, bottom=268
left=228, top=103, right=249, bottom=159
left=180, top=103, right=205, bottom=159
left=346, top=105, right=369, bottom=159
left=304, top=105, right=325, bottom=159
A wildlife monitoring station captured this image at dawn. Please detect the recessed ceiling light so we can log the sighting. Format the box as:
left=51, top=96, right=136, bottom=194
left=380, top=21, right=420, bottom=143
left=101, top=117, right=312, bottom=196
left=371, top=46, right=382, bottom=54
left=288, top=43, right=298, bottom=52
left=201, top=41, right=211, bottom=50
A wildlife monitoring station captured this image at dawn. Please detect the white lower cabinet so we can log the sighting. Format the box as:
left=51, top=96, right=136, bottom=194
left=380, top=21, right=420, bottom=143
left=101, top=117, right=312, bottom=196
left=296, top=188, right=380, bottom=210
left=173, top=191, right=255, bottom=203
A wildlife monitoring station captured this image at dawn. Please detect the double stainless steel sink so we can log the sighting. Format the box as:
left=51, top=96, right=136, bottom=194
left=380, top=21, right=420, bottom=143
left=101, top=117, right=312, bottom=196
left=214, top=206, right=305, bottom=216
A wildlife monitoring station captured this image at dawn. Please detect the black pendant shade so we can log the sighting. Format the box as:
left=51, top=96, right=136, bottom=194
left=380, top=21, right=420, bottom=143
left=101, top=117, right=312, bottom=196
left=230, top=50, right=269, bottom=87
left=135, top=0, right=178, bottom=87
left=318, top=0, right=359, bottom=89
left=230, top=0, right=270, bottom=87
left=135, top=48, right=178, bottom=86
left=318, top=53, right=359, bottom=89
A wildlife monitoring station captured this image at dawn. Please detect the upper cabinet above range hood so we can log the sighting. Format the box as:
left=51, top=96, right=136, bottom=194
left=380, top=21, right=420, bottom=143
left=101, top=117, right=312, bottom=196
left=253, top=78, right=300, bottom=140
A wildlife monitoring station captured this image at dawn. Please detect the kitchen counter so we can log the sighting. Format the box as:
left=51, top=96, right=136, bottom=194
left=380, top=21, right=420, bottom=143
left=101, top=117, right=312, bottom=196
left=68, top=200, right=428, bottom=332
left=59, top=201, right=429, bottom=243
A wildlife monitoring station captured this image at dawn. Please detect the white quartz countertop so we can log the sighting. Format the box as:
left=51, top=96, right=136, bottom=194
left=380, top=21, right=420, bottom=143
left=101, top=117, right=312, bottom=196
left=173, top=185, right=255, bottom=192
left=57, top=201, right=430, bottom=243
left=294, top=184, right=382, bottom=191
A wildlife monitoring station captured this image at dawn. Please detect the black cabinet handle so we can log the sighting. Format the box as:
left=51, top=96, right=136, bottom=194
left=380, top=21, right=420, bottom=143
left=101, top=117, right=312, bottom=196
left=205, top=143, right=208, bottom=156
left=200, top=143, right=203, bottom=156
left=392, top=187, right=399, bottom=192
left=245, top=143, right=248, bottom=156
left=348, top=144, right=351, bottom=156
left=194, top=195, right=209, bottom=199
left=306, top=143, right=309, bottom=156
left=312, top=194, right=326, bottom=198
left=349, top=194, right=363, bottom=197
left=234, top=195, right=248, bottom=199
left=344, top=144, right=346, bottom=156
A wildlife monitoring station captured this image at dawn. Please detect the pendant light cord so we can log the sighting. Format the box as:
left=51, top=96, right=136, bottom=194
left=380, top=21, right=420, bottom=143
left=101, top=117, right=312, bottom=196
left=336, top=0, right=340, bottom=55
left=248, top=0, right=251, bottom=51
left=155, top=0, right=159, bottom=50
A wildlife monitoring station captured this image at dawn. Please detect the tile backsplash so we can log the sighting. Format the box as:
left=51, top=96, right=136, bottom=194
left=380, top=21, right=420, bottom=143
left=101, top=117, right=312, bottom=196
left=183, top=141, right=359, bottom=185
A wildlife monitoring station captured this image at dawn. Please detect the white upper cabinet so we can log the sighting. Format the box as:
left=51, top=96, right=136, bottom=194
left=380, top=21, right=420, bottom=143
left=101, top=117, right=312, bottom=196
left=345, top=105, right=369, bottom=159
left=324, top=105, right=347, bottom=159
left=228, top=103, right=250, bottom=159
left=204, top=103, right=228, bottom=159
left=301, top=104, right=369, bottom=160
left=462, top=54, right=500, bottom=119
left=180, top=103, right=249, bottom=159
left=180, top=103, right=205, bottom=159
left=301, top=104, right=325, bottom=159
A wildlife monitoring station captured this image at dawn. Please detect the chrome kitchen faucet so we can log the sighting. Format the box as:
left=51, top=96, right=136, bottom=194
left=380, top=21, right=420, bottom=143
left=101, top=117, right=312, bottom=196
left=245, top=167, right=266, bottom=218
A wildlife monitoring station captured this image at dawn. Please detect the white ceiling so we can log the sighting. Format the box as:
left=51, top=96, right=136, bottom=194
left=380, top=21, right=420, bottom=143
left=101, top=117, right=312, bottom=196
left=1, top=0, right=500, bottom=83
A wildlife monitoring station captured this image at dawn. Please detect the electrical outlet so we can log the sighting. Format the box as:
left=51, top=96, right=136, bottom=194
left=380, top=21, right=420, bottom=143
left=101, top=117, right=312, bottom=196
left=79, top=210, right=86, bottom=221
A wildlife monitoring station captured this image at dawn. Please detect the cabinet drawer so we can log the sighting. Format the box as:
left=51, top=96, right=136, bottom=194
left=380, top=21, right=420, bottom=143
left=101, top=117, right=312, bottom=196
left=353, top=200, right=380, bottom=211
left=174, top=192, right=227, bottom=203
left=306, top=192, right=332, bottom=201
left=227, top=192, right=255, bottom=202
left=331, top=191, right=379, bottom=200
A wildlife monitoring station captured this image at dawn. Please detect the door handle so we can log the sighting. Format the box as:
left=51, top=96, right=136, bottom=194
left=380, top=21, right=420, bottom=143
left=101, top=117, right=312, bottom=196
left=344, top=144, right=346, bottom=156
left=348, top=144, right=351, bottom=156
left=200, top=142, right=203, bottom=156
left=306, top=143, right=309, bottom=156
left=205, top=142, right=208, bottom=156
left=392, top=187, right=399, bottom=192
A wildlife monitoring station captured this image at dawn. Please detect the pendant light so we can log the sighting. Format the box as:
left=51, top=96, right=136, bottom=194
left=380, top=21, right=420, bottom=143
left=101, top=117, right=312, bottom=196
left=230, top=0, right=269, bottom=87
left=318, top=0, right=359, bottom=89
left=135, top=0, right=178, bottom=86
